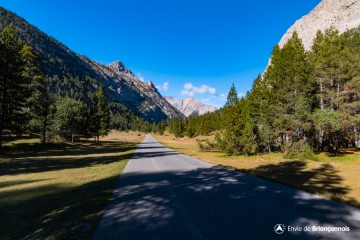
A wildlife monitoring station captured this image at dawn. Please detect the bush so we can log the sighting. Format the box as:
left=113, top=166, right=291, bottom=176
left=284, top=141, right=317, bottom=161
left=197, top=139, right=216, bottom=152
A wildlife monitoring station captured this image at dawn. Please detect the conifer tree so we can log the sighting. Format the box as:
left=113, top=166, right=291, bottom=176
left=248, top=74, right=275, bottom=152
left=0, top=25, right=26, bottom=149
left=169, top=118, right=182, bottom=138
left=217, top=84, right=243, bottom=154
left=311, top=28, right=355, bottom=111
left=94, top=84, right=110, bottom=143
left=257, top=32, right=314, bottom=150
left=186, top=117, right=196, bottom=138
left=238, top=98, right=257, bottom=155
left=311, top=28, right=357, bottom=150
left=224, top=83, right=239, bottom=107
left=22, top=45, right=54, bottom=144
left=54, top=98, right=86, bottom=142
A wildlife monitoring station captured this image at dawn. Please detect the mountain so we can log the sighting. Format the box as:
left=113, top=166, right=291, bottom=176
left=165, top=97, right=217, bottom=117
left=279, top=0, right=360, bottom=50
left=0, top=7, right=184, bottom=122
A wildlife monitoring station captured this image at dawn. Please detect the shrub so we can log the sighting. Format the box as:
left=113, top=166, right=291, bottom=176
left=284, top=141, right=317, bottom=161
left=197, top=139, right=216, bottom=152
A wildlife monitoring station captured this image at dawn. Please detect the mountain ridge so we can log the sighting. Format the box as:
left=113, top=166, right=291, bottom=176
left=0, top=7, right=185, bottom=122
left=165, top=96, right=217, bottom=117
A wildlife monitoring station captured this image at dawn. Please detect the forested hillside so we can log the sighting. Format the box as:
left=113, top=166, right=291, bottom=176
left=159, top=27, right=360, bottom=156
left=0, top=24, right=152, bottom=149
left=0, top=7, right=184, bottom=122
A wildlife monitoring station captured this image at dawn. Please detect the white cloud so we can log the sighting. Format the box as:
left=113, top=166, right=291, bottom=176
left=201, top=98, right=210, bottom=103
left=137, top=72, right=145, bottom=82
left=181, top=90, right=195, bottom=97
left=184, top=83, right=193, bottom=90
left=181, top=83, right=217, bottom=97
left=163, top=82, right=169, bottom=91
left=156, top=82, right=169, bottom=91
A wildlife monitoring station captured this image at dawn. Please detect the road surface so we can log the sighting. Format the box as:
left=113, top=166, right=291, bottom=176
left=92, top=134, right=360, bottom=240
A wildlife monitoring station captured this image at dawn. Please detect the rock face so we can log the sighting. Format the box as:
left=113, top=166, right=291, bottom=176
left=107, top=60, right=135, bottom=76
left=79, top=57, right=185, bottom=122
left=0, top=7, right=185, bottom=122
left=279, top=0, right=360, bottom=50
left=165, top=97, right=217, bottom=117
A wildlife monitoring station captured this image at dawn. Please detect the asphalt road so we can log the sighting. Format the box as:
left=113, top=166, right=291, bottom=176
left=92, top=134, right=360, bottom=240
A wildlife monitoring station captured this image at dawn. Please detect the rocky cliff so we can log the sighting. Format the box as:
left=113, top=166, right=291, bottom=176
left=279, top=0, right=360, bottom=50
left=165, top=97, right=217, bottom=117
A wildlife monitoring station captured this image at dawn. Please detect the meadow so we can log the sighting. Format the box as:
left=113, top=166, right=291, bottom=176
left=0, top=131, right=144, bottom=240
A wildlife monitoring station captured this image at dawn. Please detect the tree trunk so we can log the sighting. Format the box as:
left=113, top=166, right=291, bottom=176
left=267, top=143, right=271, bottom=153
left=319, top=78, right=324, bottom=110
left=355, top=127, right=360, bottom=149
left=330, top=77, right=335, bottom=110
left=0, top=125, right=2, bottom=152
left=336, top=81, right=340, bottom=110
left=71, top=133, right=74, bottom=143
left=0, top=91, right=4, bottom=152
left=41, top=117, right=47, bottom=145
left=319, top=129, right=324, bottom=151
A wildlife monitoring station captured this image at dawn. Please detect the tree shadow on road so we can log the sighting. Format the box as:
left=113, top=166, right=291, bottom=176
left=93, top=165, right=360, bottom=240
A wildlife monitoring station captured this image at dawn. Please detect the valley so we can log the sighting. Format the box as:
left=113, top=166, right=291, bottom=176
left=0, top=0, right=360, bottom=239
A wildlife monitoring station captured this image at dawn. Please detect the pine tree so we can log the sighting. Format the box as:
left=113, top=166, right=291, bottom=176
left=257, top=32, right=314, bottom=151
left=22, top=45, right=54, bottom=144
left=256, top=44, right=283, bottom=151
left=239, top=98, right=257, bottom=155
left=224, top=83, right=239, bottom=107
left=311, top=28, right=358, bottom=150
left=169, top=118, right=182, bottom=138
left=248, top=74, right=275, bottom=152
left=186, top=117, right=196, bottom=138
left=311, top=28, right=355, bottom=111
left=54, top=98, right=86, bottom=142
left=94, top=84, right=110, bottom=143
left=343, top=28, right=360, bottom=149
left=217, top=84, right=243, bottom=154
left=0, top=25, right=26, bottom=149
left=280, top=32, right=314, bottom=143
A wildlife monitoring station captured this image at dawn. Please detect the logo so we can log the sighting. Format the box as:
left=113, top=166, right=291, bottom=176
left=274, top=224, right=286, bottom=234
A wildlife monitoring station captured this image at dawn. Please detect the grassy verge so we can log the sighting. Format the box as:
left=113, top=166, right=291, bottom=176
left=0, top=131, right=144, bottom=240
left=153, top=133, right=360, bottom=208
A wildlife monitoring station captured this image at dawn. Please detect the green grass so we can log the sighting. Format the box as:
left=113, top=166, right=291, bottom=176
left=315, top=151, right=360, bottom=162
left=0, top=138, right=140, bottom=240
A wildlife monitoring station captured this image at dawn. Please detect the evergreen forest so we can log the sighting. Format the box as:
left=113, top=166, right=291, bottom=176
left=155, top=27, right=360, bottom=157
left=0, top=25, right=151, bottom=149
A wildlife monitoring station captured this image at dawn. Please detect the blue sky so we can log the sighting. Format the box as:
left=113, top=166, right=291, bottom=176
left=0, top=0, right=320, bottom=108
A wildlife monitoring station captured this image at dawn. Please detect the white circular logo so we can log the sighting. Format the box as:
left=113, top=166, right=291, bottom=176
left=274, top=224, right=286, bottom=234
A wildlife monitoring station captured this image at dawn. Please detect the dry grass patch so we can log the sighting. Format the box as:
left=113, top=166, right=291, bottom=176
left=153, top=133, right=360, bottom=208
left=99, top=130, right=146, bottom=143
left=0, top=131, right=144, bottom=240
